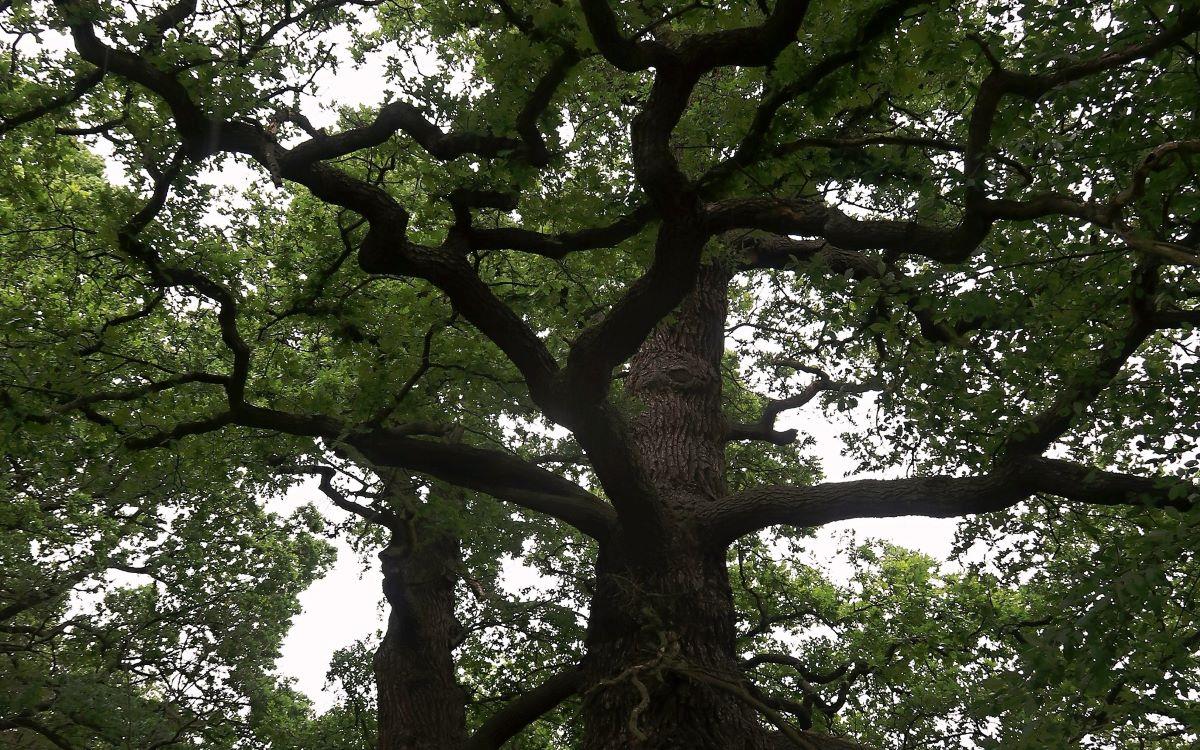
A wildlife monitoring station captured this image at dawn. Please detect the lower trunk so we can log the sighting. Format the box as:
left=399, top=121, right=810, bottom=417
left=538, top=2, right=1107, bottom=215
left=580, top=537, right=774, bottom=750
left=374, top=529, right=467, bottom=750
left=579, top=262, right=778, bottom=748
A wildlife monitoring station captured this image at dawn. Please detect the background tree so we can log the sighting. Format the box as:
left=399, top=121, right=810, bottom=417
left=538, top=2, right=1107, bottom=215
left=2, top=0, right=1199, bottom=748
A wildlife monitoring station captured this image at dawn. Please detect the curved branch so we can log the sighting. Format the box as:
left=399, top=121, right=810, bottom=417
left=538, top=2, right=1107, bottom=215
left=54, top=0, right=565, bottom=406
left=700, top=0, right=925, bottom=191
left=962, top=8, right=1199, bottom=211
left=125, top=403, right=616, bottom=538
left=345, top=429, right=615, bottom=539
left=286, top=47, right=581, bottom=169
left=736, top=234, right=988, bottom=344
left=0, top=717, right=79, bottom=750
left=676, top=0, right=811, bottom=71
left=707, top=9, right=1200, bottom=266
left=727, top=365, right=877, bottom=446
left=1003, top=262, right=1158, bottom=457
left=0, top=68, right=104, bottom=135
left=577, top=0, right=664, bottom=72
left=704, top=457, right=1196, bottom=545
left=284, top=100, right=523, bottom=164
left=464, top=668, right=583, bottom=750
left=463, top=204, right=655, bottom=257
left=279, top=463, right=403, bottom=530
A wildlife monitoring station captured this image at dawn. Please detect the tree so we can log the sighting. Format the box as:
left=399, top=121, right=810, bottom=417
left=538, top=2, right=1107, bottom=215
left=0, top=395, right=334, bottom=747
left=2, top=0, right=1199, bottom=748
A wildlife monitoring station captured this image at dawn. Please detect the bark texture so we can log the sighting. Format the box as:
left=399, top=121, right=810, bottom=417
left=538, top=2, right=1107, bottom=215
left=374, top=527, right=467, bottom=750
left=580, top=264, right=775, bottom=749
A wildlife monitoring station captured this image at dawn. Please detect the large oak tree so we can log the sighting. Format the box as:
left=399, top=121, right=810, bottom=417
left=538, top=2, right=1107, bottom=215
left=2, top=0, right=1199, bottom=748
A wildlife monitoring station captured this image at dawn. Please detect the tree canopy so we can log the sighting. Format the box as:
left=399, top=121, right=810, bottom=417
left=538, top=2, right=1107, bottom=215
left=1, top=0, right=1199, bottom=748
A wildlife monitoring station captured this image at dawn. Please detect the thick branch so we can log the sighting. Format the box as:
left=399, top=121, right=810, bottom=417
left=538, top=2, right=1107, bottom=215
left=676, top=0, right=810, bottom=71
left=126, top=403, right=615, bottom=538
left=463, top=204, right=655, bottom=257
left=345, top=429, right=615, bottom=539
left=284, top=101, right=522, bottom=164
left=705, top=457, right=1196, bottom=545
left=464, top=668, right=583, bottom=750
left=564, top=220, right=708, bottom=400
left=577, top=0, right=664, bottom=71
left=0, top=717, right=79, bottom=750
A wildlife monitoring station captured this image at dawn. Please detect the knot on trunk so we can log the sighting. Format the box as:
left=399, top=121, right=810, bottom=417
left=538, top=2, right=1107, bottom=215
left=627, top=351, right=717, bottom=394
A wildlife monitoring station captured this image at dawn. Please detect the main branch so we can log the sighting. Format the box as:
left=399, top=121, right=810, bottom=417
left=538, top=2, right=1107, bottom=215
left=705, top=458, right=1196, bottom=545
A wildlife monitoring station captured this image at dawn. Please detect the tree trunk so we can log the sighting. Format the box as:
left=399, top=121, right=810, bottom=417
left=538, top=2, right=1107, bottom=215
left=374, top=525, right=468, bottom=750
left=580, top=263, right=775, bottom=749
left=581, top=538, right=773, bottom=749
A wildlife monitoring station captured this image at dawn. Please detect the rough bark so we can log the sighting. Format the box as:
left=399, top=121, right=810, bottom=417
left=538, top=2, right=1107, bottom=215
left=581, top=539, right=774, bottom=749
left=374, top=526, right=468, bottom=750
left=578, top=264, right=775, bottom=749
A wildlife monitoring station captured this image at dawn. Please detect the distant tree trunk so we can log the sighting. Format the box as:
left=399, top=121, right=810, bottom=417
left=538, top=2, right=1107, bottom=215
left=374, top=522, right=467, bottom=750
left=579, top=263, right=776, bottom=749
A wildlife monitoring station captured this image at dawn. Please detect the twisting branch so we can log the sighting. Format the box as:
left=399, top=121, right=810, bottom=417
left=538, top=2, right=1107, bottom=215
left=283, top=100, right=523, bottom=164
left=1002, top=262, right=1159, bottom=457
left=515, top=1, right=824, bottom=536
left=122, top=402, right=616, bottom=538
left=0, top=68, right=104, bottom=134
left=111, top=151, right=254, bottom=407
left=736, top=233, right=974, bottom=344
left=962, top=11, right=1200, bottom=198
left=464, top=667, right=583, bottom=750
left=39, top=109, right=611, bottom=543
left=577, top=0, right=665, bottom=72
left=727, top=364, right=878, bottom=446
left=700, top=0, right=925, bottom=191
left=462, top=204, right=655, bottom=257
left=278, top=463, right=402, bottom=530
left=53, top=0, right=566, bottom=408
left=706, top=8, right=1200, bottom=266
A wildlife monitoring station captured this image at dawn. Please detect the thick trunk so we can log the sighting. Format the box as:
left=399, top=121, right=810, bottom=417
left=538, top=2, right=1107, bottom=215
left=374, top=528, right=467, bottom=750
left=581, top=539, right=773, bottom=749
left=580, top=263, right=775, bottom=749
